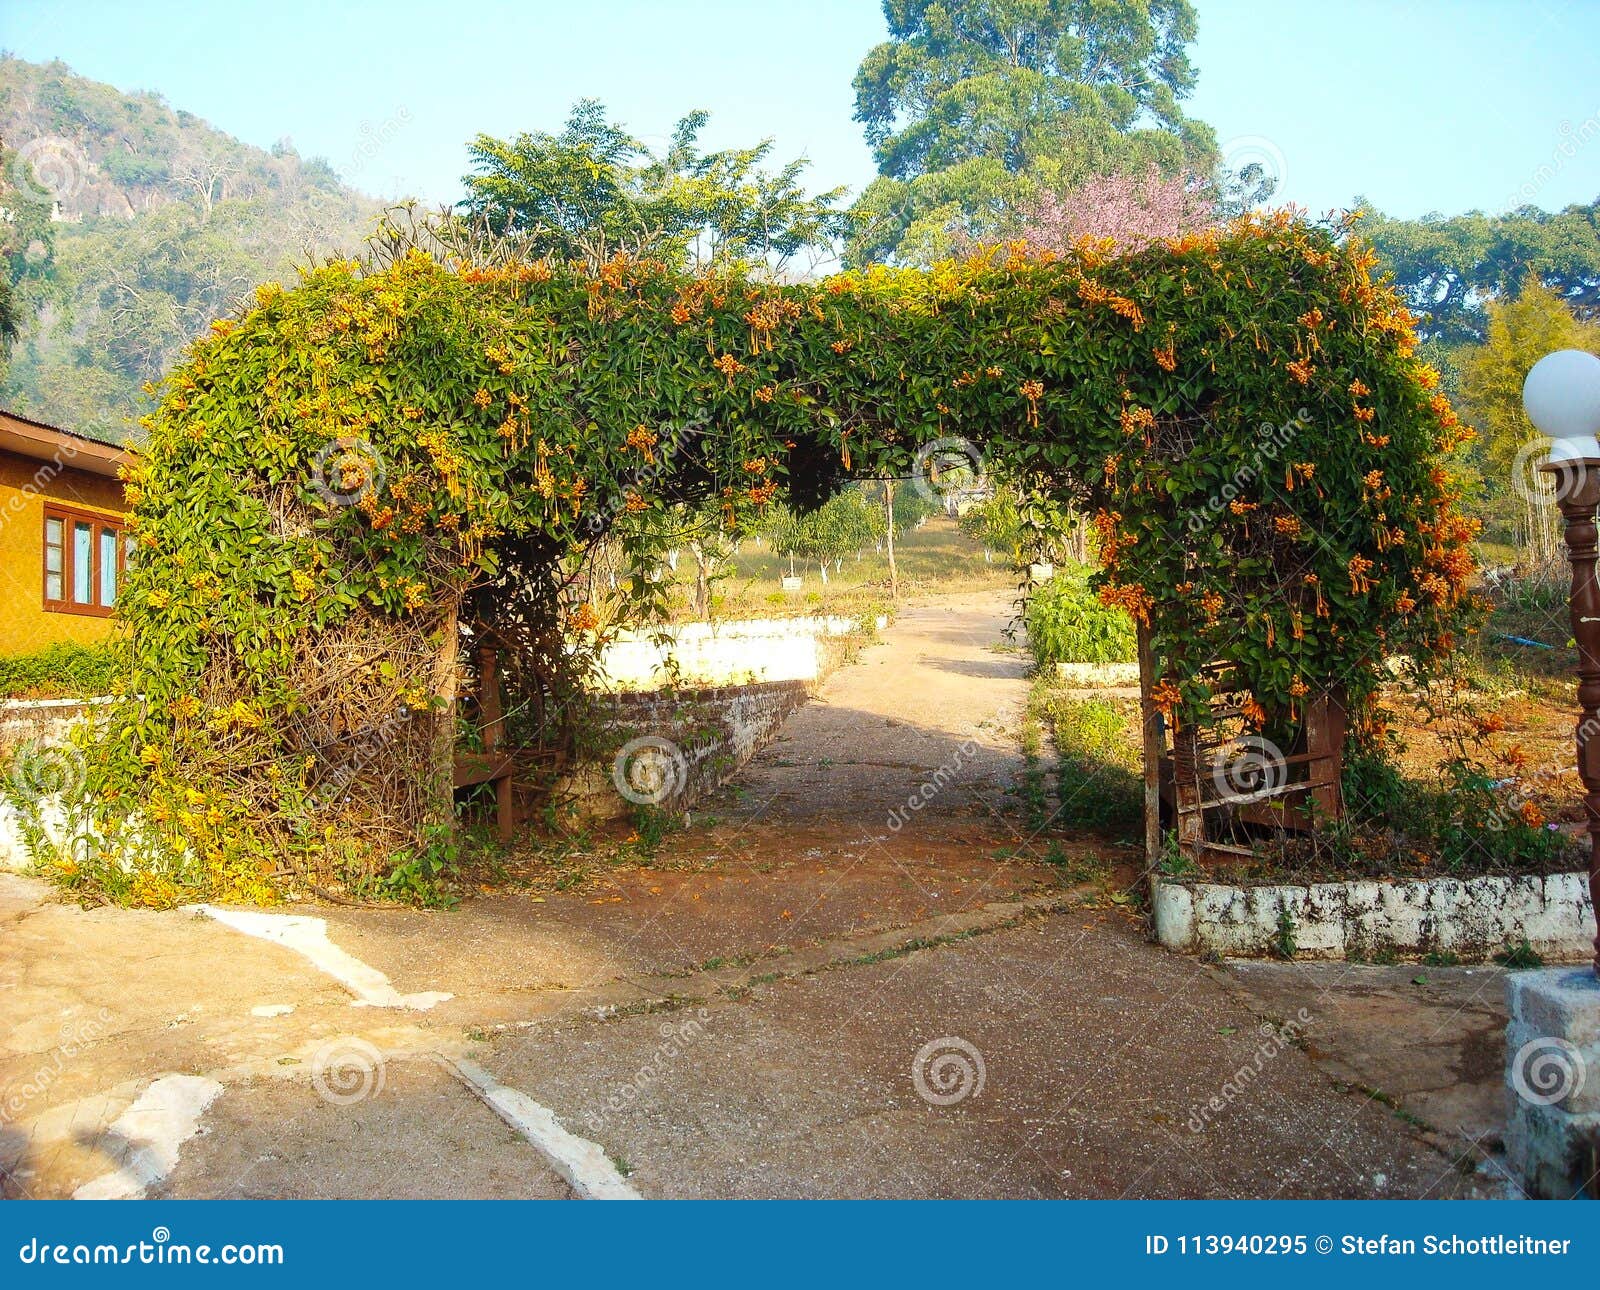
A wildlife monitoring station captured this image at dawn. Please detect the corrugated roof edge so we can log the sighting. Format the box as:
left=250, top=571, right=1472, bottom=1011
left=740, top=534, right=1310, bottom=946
left=0, top=406, right=133, bottom=451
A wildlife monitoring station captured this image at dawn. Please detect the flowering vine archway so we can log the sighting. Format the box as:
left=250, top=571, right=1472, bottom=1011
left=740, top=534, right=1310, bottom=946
left=78, top=212, right=1473, bottom=904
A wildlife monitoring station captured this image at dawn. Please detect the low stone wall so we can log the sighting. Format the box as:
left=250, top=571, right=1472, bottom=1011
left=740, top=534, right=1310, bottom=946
left=592, top=615, right=880, bottom=690
left=1053, top=661, right=1139, bottom=687
left=0, top=698, right=103, bottom=872
left=1153, top=872, right=1594, bottom=963
left=566, top=679, right=812, bottom=821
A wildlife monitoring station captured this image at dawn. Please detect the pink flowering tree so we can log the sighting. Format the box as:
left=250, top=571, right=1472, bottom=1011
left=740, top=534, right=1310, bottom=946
left=1016, top=166, right=1218, bottom=253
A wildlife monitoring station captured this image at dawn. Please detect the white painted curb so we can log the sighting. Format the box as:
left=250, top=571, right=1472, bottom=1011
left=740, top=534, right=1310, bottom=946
left=74, top=1075, right=223, bottom=1200
left=189, top=905, right=452, bottom=1010
left=1153, top=871, right=1594, bottom=962
left=446, top=1059, right=641, bottom=1200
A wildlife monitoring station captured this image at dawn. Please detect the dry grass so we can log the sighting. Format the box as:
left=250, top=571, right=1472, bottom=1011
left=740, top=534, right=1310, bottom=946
left=659, top=514, right=1016, bottom=622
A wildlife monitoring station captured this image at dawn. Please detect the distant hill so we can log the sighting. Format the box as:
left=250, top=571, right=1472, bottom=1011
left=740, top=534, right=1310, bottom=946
left=0, top=55, right=395, bottom=440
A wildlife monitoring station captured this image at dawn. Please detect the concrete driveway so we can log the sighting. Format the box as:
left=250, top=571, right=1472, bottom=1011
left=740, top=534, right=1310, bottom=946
left=0, top=591, right=1513, bottom=1199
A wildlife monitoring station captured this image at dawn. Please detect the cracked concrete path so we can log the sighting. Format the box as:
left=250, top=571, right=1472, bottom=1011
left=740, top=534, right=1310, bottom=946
left=711, top=589, right=1029, bottom=827
left=475, top=914, right=1493, bottom=1199
left=153, top=1059, right=577, bottom=1200
left=0, top=590, right=1514, bottom=1200
left=1223, top=960, right=1512, bottom=1151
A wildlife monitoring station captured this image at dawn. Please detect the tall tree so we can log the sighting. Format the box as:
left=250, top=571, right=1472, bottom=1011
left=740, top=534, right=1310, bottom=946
left=462, top=101, right=844, bottom=273
left=847, top=0, right=1218, bottom=264
left=1363, top=198, right=1600, bottom=344
left=462, top=100, right=646, bottom=263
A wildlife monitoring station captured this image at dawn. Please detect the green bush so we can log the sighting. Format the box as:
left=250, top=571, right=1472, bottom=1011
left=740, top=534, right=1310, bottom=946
left=0, top=641, right=119, bottom=700
left=1025, top=565, right=1136, bottom=666
left=1041, top=692, right=1143, bottom=831
left=1339, top=749, right=1578, bottom=877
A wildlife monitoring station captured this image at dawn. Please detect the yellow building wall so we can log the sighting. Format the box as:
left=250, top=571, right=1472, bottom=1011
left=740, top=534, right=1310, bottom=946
left=0, top=449, right=127, bottom=655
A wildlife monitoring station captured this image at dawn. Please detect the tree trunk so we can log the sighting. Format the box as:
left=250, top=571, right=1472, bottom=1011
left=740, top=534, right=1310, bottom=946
left=691, top=541, right=712, bottom=619
left=428, top=601, right=460, bottom=838
left=884, top=480, right=899, bottom=599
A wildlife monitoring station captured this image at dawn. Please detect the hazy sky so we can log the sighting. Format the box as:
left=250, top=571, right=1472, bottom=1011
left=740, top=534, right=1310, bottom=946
left=3, top=0, right=1598, bottom=220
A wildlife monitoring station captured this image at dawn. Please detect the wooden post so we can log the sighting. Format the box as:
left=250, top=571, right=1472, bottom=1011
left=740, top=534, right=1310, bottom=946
left=1303, top=690, right=1347, bottom=824
left=1172, top=726, right=1206, bottom=857
left=477, top=645, right=504, bottom=753
left=1137, top=624, right=1162, bottom=871
left=476, top=645, right=515, bottom=844
left=1544, top=459, right=1600, bottom=977
left=429, top=602, right=460, bottom=836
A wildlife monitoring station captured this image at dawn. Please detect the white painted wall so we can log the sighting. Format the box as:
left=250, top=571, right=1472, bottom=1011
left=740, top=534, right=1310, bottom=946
left=591, top=615, right=877, bottom=691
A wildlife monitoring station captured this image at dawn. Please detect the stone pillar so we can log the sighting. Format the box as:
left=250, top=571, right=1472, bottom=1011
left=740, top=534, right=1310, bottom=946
left=1505, top=967, right=1600, bottom=1198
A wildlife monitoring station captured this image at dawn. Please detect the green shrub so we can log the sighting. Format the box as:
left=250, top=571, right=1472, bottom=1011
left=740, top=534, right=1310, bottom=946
left=0, top=641, right=119, bottom=700
left=1025, top=565, right=1136, bottom=666
left=1041, top=692, right=1143, bottom=832
left=1341, top=749, right=1578, bottom=876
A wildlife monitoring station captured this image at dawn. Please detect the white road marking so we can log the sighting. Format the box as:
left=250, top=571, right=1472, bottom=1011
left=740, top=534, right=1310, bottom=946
left=446, top=1058, right=641, bottom=1200
left=73, top=1075, right=223, bottom=1200
left=188, top=906, right=452, bottom=1010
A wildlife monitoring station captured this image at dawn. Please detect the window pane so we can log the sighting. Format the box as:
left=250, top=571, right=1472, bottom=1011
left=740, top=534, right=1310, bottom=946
left=73, top=522, right=92, bottom=604
left=99, top=528, right=117, bottom=606
left=45, top=518, right=63, bottom=586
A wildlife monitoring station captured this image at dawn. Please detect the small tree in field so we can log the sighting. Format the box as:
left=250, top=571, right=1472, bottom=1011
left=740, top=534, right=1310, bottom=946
left=766, top=489, right=882, bottom=583
left=959, top=479, right=1082, bottom=568
left=1461, top=276, right=1600, bottom=563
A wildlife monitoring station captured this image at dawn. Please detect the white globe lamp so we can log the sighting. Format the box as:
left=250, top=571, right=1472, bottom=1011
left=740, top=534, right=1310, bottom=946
left=1524, top=348, right=1600, bottom=460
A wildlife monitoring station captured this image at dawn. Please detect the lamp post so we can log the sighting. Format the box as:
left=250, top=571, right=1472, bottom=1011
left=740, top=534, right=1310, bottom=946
left=1523, top=348, right=1600, bottom=978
